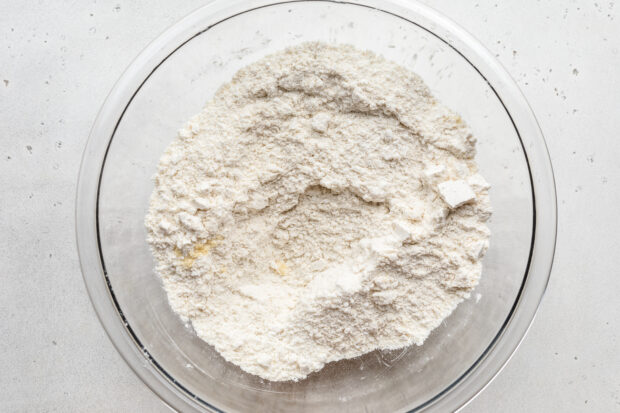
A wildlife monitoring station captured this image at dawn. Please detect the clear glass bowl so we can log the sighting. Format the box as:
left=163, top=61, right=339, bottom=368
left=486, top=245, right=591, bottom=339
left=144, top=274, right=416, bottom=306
left=76, top=1, right=557, bottom=411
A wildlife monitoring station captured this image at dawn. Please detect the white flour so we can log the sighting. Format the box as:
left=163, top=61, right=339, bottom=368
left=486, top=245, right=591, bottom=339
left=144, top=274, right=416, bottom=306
left=145, top=42, right=491, bottom=382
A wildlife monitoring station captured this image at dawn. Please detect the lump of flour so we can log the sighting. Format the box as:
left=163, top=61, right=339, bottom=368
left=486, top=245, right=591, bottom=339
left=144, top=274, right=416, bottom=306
left=145, top=42, right=491, bottom=382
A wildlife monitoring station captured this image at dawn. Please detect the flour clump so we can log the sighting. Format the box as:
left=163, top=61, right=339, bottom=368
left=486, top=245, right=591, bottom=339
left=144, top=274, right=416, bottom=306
left=145, top=42, right=492, bottom=382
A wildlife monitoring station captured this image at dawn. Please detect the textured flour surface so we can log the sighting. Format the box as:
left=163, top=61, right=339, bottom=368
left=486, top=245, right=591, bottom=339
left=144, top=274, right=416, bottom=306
left=145, top=42, right=492, bottom=382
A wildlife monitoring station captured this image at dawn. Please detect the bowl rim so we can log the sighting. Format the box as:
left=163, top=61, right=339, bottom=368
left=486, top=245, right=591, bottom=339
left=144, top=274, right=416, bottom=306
left=76, top=0, right=557, bottom=411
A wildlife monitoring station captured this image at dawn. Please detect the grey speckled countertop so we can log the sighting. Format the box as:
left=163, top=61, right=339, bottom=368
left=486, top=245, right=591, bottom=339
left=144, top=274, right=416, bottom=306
left=1, top=1, right=618, bottom=411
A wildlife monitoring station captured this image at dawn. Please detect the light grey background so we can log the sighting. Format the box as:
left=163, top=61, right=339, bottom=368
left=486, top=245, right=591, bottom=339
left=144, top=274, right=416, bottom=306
left=1, top=1, right=618, bottom=412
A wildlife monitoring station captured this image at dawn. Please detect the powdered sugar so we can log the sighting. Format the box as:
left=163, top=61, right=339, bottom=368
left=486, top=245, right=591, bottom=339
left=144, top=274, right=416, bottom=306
left=145, top=42, right=491, bottom=382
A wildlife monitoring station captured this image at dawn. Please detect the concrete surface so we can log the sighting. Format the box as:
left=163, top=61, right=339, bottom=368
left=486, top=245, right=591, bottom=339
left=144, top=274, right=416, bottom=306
left=1, top=1, right=618, bottom=411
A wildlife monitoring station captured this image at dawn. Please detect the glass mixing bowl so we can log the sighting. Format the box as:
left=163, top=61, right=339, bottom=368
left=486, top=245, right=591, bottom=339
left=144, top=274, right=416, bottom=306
left=76, top=0, right=557, bottom=411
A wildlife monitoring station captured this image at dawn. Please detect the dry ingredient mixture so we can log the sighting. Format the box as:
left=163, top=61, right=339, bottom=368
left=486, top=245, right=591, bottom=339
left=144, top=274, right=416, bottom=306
left=145, top=42, right=491, bottom=382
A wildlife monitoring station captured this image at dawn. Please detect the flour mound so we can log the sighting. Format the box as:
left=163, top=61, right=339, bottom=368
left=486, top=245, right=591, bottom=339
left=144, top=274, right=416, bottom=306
left=145, top=42, right=491, bottom=382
